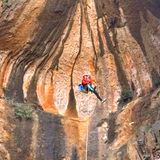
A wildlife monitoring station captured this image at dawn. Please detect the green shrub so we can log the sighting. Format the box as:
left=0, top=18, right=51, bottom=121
left=2, top=0, right=8, bottom=6
left=14, top=103, right=33, bottom=120
left=118, top=89, right=133, bottom=106
left=4, top=97, right=34, bottom=120
left=5, top=98, right=15, bottom=106
left=2, top=0, right=8, bottom=4
left=154, top=78, right=160, bottom=88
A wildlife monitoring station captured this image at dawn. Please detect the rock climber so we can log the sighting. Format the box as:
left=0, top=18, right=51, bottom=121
left=79, top=74, right=106, bottom=103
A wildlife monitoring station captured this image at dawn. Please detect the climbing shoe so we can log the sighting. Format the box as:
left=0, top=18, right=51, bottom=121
left=101, top=98, right=107, bottom=103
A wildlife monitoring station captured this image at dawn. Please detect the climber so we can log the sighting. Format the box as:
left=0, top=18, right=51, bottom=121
left=78, top=74, right=106, bottom=103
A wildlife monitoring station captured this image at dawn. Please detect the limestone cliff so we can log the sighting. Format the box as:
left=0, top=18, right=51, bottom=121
left=0, top=0, right=160, bottom=159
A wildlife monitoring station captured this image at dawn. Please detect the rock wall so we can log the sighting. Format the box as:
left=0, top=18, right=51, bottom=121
left=0, top=0, right=160, bottom=159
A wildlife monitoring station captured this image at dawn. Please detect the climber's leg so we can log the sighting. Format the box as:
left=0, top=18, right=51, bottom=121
left=93, top=89, right=103, bottom=101
left=87, top=84, right=106, bottom=102
left=87, top=84, right=95, bottom=92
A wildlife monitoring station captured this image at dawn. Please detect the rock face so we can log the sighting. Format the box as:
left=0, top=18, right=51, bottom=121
left=0, top=0, right=160, bottom=159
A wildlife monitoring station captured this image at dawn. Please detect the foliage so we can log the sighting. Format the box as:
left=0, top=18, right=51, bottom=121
left=14, top=103, right=33, bottom=120
left=154, top=78, right=160, bottom=88
left=5, top=97, right=34, bottom=120
left=2, top=0, right=8, bottom=5
left=2, top=0, right=8, bottom=3
left=5, top=98, right=15, bottom=106
left=118, top=89, right=133, bottom=106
